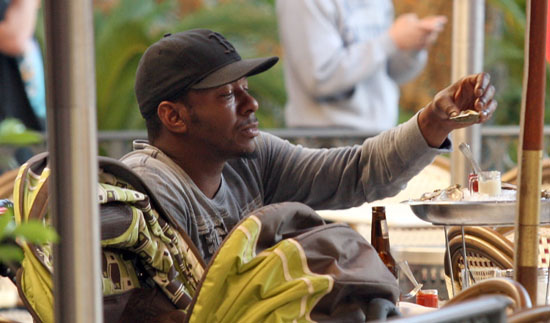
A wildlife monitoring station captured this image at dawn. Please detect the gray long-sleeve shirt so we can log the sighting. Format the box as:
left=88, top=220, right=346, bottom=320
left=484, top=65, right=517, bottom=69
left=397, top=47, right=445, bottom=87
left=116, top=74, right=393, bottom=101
left=121, top=116, right=449, bottom=262
left=277, top=0, right=427, bottom=131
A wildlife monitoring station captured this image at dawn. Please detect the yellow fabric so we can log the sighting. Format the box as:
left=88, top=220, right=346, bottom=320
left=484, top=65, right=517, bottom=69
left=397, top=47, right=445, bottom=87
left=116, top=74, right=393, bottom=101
left=14, top=162, right=54, bottom=323
left=189, top=216, right=334, bottom=323
left=19, top=244, right=54, bottom=323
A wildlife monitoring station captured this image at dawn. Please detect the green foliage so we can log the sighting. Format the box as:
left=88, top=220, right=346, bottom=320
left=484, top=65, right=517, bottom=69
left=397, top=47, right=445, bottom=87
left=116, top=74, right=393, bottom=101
left=485, top=0, right=550, bottom=125
left=0, top=119, right=44, bottom=170
left=0, top=203, right=58, bottom=264
left=94, top=0, right=286, bottom=130
left=0, top=119, right=43, bottom=146
left=94, top=0, right=177, bottom=130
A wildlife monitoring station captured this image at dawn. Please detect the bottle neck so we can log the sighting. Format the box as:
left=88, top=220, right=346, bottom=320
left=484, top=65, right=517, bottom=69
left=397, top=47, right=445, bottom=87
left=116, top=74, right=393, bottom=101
left=371, top=212, right=391, bottom=250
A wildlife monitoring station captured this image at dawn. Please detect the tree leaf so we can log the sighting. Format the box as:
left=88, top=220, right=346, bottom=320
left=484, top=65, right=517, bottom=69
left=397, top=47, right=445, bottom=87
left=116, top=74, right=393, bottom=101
left=94, top=1, right=287, bottom=131
left=12, top=221, right=59, bottom=244
left=0, top=245, right=23, bottom=263
left=0, top=214, right=13, bottom=240
left=0, top=119, right=43, bottom=146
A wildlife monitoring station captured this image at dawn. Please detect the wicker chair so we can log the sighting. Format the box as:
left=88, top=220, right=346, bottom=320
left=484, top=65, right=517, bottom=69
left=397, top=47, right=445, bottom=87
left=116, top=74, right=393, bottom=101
left=444, top=226, right=514, bottom=298
left=0, top=168, right=18, bottom=199
left=501, top=228, right=550, bottom=268
left=444, top=277, right=532, bottom=313
left=502, top=158, right=550, bottom=190
left=508, top=305, right=550, bottom=323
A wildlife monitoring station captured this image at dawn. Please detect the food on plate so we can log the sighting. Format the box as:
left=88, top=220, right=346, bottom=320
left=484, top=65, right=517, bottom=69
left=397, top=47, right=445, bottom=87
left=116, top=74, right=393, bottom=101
left=417, top=183, right=550, bottom=202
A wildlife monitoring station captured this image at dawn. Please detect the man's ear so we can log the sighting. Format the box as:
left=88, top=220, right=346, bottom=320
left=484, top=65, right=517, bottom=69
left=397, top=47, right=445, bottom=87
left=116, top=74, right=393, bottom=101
left=157, top=101, right=187, bottom=134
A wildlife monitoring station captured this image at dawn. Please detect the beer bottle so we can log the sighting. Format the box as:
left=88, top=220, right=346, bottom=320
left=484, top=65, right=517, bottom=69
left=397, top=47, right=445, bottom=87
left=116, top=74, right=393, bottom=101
left=371, top=206, right=398, bottom=278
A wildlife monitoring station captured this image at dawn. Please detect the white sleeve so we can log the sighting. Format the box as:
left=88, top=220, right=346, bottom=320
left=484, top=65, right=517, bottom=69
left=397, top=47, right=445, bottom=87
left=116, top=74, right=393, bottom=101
left=276, top=0, right=398, bottom=98
left=387, top=49, right=428, bottom=84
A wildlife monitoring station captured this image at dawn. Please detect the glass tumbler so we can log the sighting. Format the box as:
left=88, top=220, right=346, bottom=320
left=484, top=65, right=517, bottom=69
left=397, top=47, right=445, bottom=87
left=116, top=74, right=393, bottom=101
left=478, top=171, right=501, bottom=197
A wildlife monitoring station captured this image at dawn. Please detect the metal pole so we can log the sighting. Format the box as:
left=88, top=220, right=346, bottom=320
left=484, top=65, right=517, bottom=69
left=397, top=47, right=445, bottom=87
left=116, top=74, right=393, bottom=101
left=444, top=226, right=456, bottom=297
left=44, top=0, right=102, bottom=321
left=450, top=0, right=485, bottom=187
left=514, top=0, right=547, bottom=304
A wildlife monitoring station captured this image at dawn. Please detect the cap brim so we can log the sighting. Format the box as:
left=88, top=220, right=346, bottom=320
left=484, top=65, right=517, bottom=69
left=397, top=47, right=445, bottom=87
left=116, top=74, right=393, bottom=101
left=191, top=56, right=279, bottom=90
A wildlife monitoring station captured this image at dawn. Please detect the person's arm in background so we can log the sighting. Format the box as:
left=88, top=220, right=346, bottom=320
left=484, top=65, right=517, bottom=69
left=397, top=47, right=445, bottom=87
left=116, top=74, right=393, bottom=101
left=0, top=0, right=40, bottom=56
left=387, top=14, right=447, bottom=84
left=276, top=0, right=401, bottom=98
left=276, top=0, right=446, bottom=99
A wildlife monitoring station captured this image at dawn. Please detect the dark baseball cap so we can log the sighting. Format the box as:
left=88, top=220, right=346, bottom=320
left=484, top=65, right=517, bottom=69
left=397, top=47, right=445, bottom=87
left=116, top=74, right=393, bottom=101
left=135, top=29, right=279, bottom=119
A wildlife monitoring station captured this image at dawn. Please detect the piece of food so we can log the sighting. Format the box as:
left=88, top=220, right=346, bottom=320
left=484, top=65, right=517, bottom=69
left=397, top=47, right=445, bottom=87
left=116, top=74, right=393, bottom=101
left=450, top=109, right=480, bottom=123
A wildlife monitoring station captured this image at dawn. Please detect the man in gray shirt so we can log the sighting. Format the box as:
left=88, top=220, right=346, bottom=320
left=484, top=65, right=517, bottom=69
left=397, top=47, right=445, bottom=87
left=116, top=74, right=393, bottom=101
left=121, top=29, right=497, bottom=263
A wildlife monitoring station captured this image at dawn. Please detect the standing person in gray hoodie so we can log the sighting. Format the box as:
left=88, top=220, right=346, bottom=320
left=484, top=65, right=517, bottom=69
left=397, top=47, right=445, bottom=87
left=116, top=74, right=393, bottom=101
left=276, top=0, right=446, bottom=133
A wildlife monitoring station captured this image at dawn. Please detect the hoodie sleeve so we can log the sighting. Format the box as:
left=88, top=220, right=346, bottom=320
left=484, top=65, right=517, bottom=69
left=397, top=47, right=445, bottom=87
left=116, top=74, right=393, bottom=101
left=387, top=48, right=428, bottom=84
left=276, top=0, right=399, bottom=98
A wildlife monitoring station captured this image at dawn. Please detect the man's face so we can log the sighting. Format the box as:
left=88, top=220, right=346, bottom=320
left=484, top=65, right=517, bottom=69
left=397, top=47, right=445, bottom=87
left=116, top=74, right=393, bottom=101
left=182, top=77, right=260, bottom=159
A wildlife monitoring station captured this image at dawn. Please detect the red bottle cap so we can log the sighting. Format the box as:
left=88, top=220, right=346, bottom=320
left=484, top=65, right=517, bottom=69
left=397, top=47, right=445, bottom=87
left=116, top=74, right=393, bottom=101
left=416, top=289, right=439, bottom=308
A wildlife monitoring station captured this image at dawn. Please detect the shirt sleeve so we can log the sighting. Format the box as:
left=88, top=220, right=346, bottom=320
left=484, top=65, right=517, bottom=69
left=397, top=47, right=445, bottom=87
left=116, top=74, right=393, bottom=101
left=258, top=113, right=450, bottom=209
left=276, top=0, right=398, bottom=98
left=387, top=49, right=428, bottom=84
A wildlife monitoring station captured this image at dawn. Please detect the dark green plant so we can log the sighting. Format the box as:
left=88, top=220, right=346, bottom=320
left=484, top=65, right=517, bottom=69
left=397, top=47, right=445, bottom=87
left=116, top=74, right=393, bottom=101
left=0, top=118, right=43, bottom=146
left=485, top=0, right=550, bottom=125
left=93, top=0, right=286, bottom=130
left=94, top=0, right=177, bottom=130
left=0, top=118, right=44, bottom=170
left=0, top=202, right=58, bottom=264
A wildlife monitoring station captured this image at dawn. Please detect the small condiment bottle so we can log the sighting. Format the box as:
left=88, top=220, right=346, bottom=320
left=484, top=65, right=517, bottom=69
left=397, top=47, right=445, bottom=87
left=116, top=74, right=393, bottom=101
left=371, top=206, right=398, bottom=278
left=416, top=289, right=439, bottom=308
left=468, top=172, right=479, bottom=194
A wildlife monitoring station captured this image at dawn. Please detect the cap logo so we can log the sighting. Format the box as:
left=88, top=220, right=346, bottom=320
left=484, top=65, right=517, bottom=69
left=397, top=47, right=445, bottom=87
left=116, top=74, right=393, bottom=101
left=208, top=32, right=235, bottom=54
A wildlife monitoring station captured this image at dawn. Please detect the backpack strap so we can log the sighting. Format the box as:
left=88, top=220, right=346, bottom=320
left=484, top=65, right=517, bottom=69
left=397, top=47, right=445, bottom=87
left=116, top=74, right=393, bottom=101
left=15, top=267, right=45, bottom=323
left=98, top=157, right=205, bottom=269
left=13, top=151, right=50, bottom=225
left=12, top=152, right=54, bottom=276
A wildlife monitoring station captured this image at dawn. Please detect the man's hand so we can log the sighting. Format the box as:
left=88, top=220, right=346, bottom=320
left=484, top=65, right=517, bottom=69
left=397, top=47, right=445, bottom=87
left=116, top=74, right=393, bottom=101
left=418, top=73, right=497, bottom=148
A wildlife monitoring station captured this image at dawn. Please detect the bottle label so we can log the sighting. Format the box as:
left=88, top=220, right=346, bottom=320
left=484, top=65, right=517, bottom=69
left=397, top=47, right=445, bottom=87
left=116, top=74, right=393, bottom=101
left=381, top=219, right=389, bottom=239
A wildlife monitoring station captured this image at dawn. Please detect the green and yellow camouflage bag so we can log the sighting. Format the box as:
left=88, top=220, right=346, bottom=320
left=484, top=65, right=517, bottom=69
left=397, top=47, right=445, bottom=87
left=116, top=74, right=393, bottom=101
left=186, top=202, right=400, bottom=322
left=13, top=153, right=204, bottom=322
left=13, top=152, right=400, bottom=322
